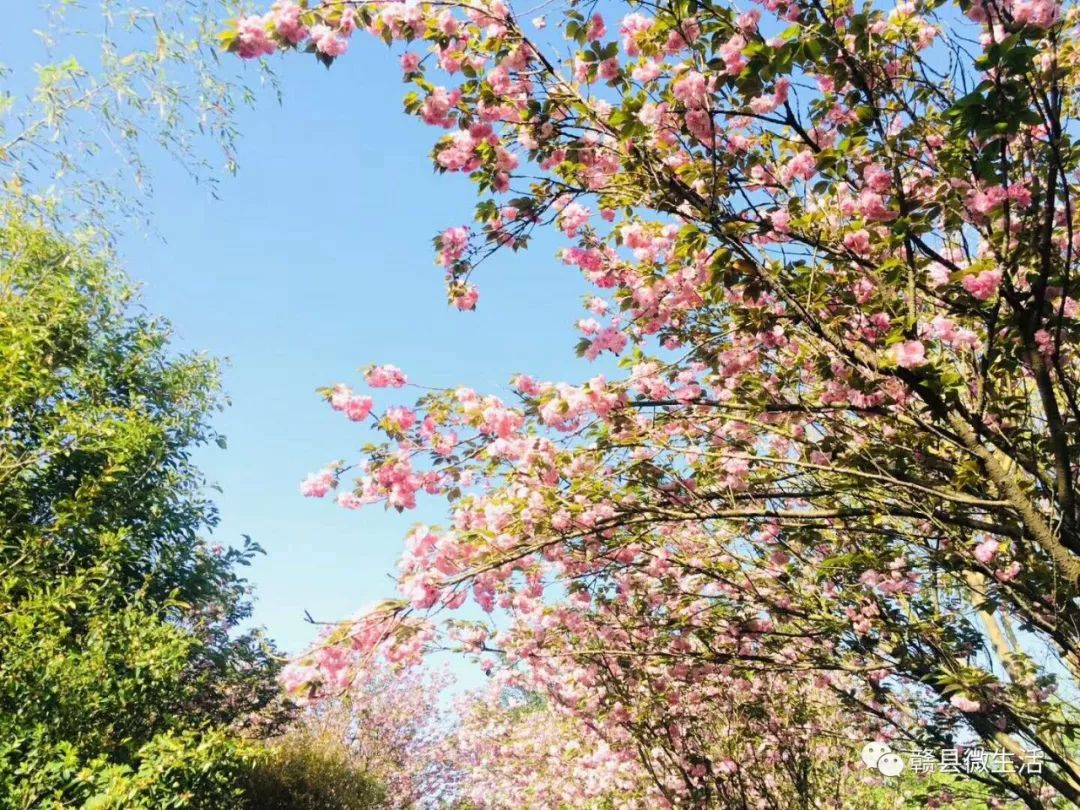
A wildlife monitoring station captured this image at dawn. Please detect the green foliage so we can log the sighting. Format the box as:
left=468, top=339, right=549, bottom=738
left=241, top=731, right=387, bottom=810
left=3, top=728, right=255, bottom=810
left=1, top=1, right=271, bottom=240
left=0, top=220, right=283, bottom=807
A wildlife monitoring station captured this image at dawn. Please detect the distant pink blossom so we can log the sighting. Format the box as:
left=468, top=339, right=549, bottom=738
left=785, top=150, right=816, bottom=182
left=454, top=284, right=480, bottom=310
left=586, top=13, right=606, bottom=40
left=672, top=71, right=709, bottom=108
left=890, top=340, right=926, bottom=368
left=858, top=190, right=896, bottom=221
left=950, top=694, right=982, bottom=713
left=344, top=395, right=374, bottom=422
left=928, top=265, right=951, bottom=287
left=770, top=208, right=792, bottom=233
left=301, top=469, right=335, bottom=497
left=1007, top=0, right=1060, bottom=28
left=965, top=185, right=1008, bottom=217
left=1007, top=183, right=1033, bottom=207
left=736, top=10, right=760, bottom=31
left=330, top=383, right=352, bottom=411
left=514, top=374, right=541, bottom=395
left=421, top=87, right=461, bottom=128
left=366, top=364, right=408, bottom=388
left=632, top=61, right=662, bottom=82
left=598, top=58, right=620, bottom=81
left=974, top=538, right=999, bottom=564
left=718, top=33, right=748, bottom=74
left=560, top=203, right=591, bottom=236
left=330, top=384, right=372, bottom=420
left=437, top=225, right=470, bottom=265
left=619, top=12, right=654, bottom=56
left=386, top=405, right=417, bottom=430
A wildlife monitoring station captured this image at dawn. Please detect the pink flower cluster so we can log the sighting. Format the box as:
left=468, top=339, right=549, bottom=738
left=962, top=268, right=1002, bottom=301
left=889, top=340, right=926, bottom=368
left=300, top=468, right=335, bottom=498
left=1008, top=0, right=1061, bottom=27
left=965, top=183, right=1032, bottom=219
left=365, top=364, right=408, bottom=388
left=235, top=2, right=352, bottom=59
left=330, top=384, right=374, bottom=422
left=235, top=15, right=276, bottom=59
left=925, top=316, right=982, bottom=350
left=271, top=0, right=307, bottom=44
left=437, top=225, right=470, bottom=266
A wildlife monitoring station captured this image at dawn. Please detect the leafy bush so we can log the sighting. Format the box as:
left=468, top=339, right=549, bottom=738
left=0, top=220, right=283, bottom=806
left=2, top=728, right=255, bottom=810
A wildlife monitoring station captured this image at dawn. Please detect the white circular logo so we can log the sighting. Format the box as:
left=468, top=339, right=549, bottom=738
left=860, top=741, right=889, bottom=769
left=860, top=741, right=906, bottom=776
left=877, top=752, right=905, bottom=777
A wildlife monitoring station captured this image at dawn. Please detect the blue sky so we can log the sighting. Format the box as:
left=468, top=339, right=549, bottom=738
left=5, top=5, right=595, bottom=660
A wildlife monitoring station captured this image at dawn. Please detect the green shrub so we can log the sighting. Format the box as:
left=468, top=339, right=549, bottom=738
left=1, top=728, right=255, bottom=810
left=0, top=221, right=285, bottom=806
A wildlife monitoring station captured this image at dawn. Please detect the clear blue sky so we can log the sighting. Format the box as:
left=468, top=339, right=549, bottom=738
left=5, top=6, right=595, bottom=658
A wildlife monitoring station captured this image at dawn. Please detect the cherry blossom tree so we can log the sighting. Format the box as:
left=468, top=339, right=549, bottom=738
left=281, top=651, right=461, bottom=807
left=230, top=0, right=1080, bottom=805
left=448, top=667, right=925, bottom=808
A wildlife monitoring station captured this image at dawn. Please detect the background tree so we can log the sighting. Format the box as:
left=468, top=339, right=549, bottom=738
left=446, top=673, right=1012, bottom=809
left=279, top=650, right=461, bottom=808
left=232, top=0, right=1080, bottom=806
left=0, top=219, right=284, bottom=807
left=2, top=0, right=268, bottom=240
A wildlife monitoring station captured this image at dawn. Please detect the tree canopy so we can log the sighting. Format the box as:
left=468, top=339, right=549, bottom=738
left=227, top=0, right=1080, bottom=805
left=0, top=219, right=283, bottom=807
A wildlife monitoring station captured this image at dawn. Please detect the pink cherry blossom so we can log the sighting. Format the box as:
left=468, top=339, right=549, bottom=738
left=587, top=14, right=607, bottom=40
left=310, top=23, right=349, bottom=57
left=453, top=284, right=480, bottom=310
left=974, top=538, right=999, bottom=564
left=366, top=364, right=408, bottom=388
left=961, top=268, right=1002, bottom=301
left=300, top=469, right=335, bottom=497
left=386, top=405, right=417, bottom=431
left=437, top=224, right=470, bottom=265
left=270, top=1, right=307, bottom=44
left=344, top=395, right=374, bottom=422
left=235, top=15, right=275, bottom=59
left=858, top=190, right=896, bottom=221
left=862, top=162, right=892, bottom=193
left=890, top=340, right=926, bottom=368
left=843, top=229, right=871, bottom=255
left=950, top=694, right=982, bottom=713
